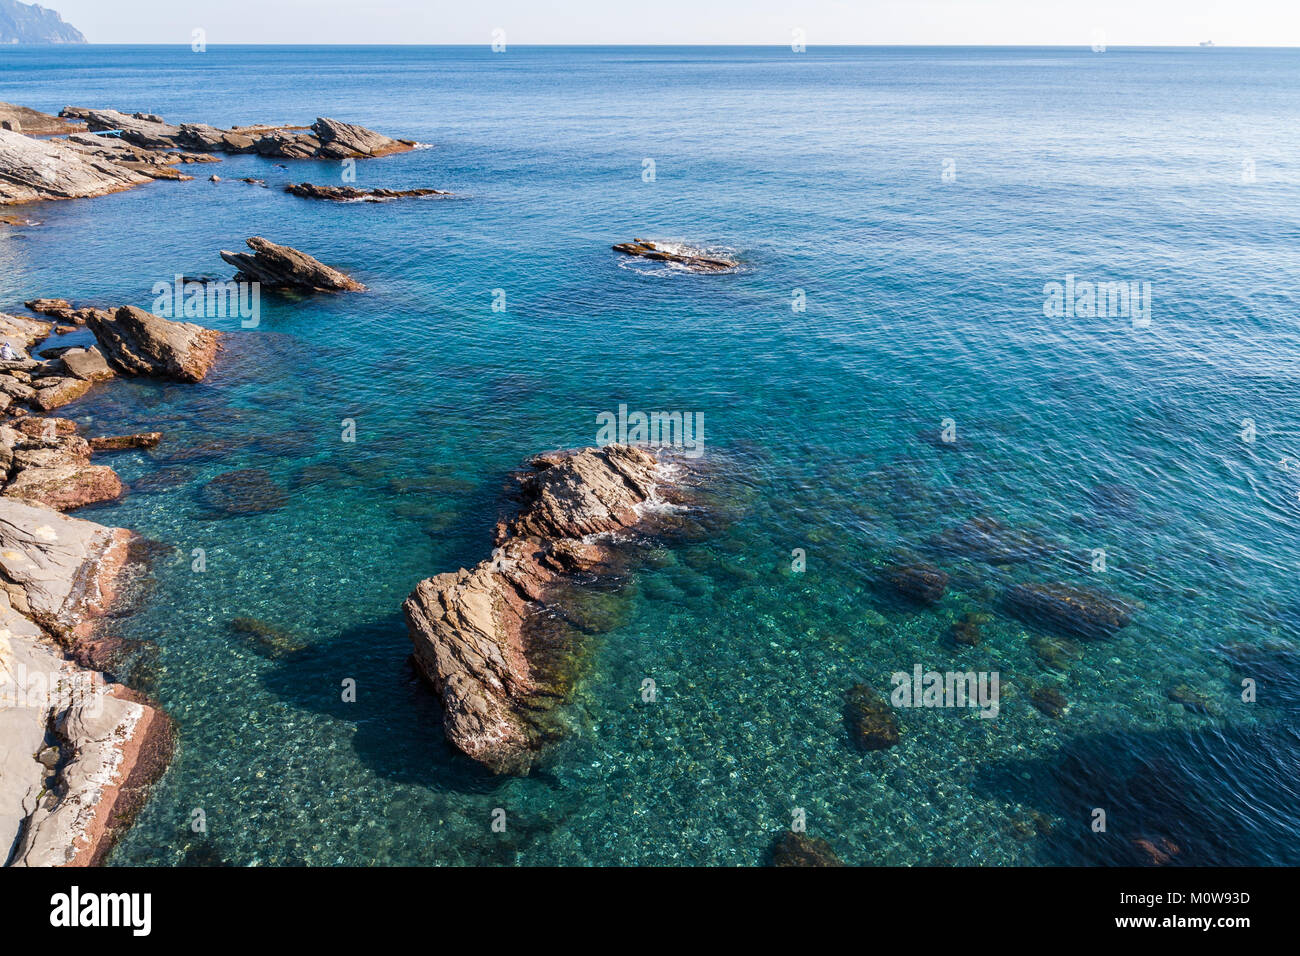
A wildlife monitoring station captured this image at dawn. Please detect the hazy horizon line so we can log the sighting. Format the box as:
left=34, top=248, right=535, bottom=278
left=18, top=41, right=1294, bottom=49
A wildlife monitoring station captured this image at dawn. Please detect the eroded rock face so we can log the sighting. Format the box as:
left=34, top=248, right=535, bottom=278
left=612, top=239, right=738, bottom=274
left=85, top=305, right=221, bottom=383
left=285, top=183, right=449, bottom=202
left=403, top=445, right=683, bottom=774
left=220, top=236, right=365, bottom=292
left=1006, top=582, right=1135, bottom=639
left=0, top=128, right=151, bottom=205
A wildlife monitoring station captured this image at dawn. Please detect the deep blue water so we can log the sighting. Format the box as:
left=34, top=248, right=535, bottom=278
left=1, top=45, right=1298, bottom=865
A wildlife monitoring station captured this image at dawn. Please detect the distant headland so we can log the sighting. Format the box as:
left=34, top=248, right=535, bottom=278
left=0, top=1, right=85, bottom=44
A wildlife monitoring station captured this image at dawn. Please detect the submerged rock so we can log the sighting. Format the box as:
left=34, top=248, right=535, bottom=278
left=285, top=182, right=450, bottom=202
left=951, top=611, right=989, bottom=647
left=612, top=239, right=738, bottom=274
left=933, top=516, right=1056, bottom=565
left=220, top=236, right=365, bottom=292
left=1029, top=684, right=1068, bottom=719
left=85, top=305, right=221, bottom=383
left=1167, top=684, right=1218, bottom=716
left=403, top=445, right=688, bottom=774
left=1006, top=582, right=1134, bottom=639
left=887, top=562, right=948, bottom=604
left=768, top=831, right=844, bottom=867
left=229, top=616, right=309, bottom=659
left=200, top=468, right=289, bottom=515
left=845, top=683, right=900, bottom=750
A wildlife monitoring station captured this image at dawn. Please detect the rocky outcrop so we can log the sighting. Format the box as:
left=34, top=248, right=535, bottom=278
left=0, top=128, right=151, bottom=205
left=220, top=236, right=365, bottom=292
left=85, top=306, right=221, bottom=383
left=88, top=432, right=160, bottom=452
left=1006, top=582, right=1135, bottom=639
left=23, top=299, right=110, bottom=326
left=0, top=1, right=86, bottom=44
left=255, top=117, right=415, bottom=160
left=612, top=239, right=738, bottom=274
left=68, top=109, right=414, bottom=160
left=285, top=183, right=449, bottom=202
left=0, top=102, right=82, bottom=136
left=403, top=445, right=687, bottom=774
left=0, top=420, right=123, bottom=511
left=0, top=497, right=171, bottom=867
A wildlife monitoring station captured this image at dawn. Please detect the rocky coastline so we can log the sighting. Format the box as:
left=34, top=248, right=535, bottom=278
left=0, top=296, right=223, bottom=866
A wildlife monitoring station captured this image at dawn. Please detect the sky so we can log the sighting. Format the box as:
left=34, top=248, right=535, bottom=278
left=42, top=0, right=1300, bottom=46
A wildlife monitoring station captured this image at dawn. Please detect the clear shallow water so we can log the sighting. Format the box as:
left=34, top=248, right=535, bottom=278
left=1, top=45, right=1298, bottom=865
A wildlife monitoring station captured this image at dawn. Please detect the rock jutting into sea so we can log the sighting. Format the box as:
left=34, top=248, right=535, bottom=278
left=0, top=128, right=152, bottom=205
left=403, top=444, right=695, bottom=774
left=84, top=306, right=222, bottom=383
left=284, top=183, right=450, bottom=202
left=612, top=239, right=739, bottom=274
left=220, top=236, right=366, bottom=292
left=62, top=109, right=416, bottom=160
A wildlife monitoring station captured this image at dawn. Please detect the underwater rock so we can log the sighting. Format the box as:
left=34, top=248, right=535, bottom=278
left=220, top=236, right=365, bottom=292
left=403, top=445, right=690, bottom=774
left=229, top=616, right=309, bottom=659
left=1167, top=684, right=1219, bottom=716
left=768, top=831, right=844, bottom=866
left=200, top=468, right=289, bottom=515
left=1132, top=836, right=1182, bottom=866
left=845, top=683, right=900, bottom=750
left=285, top=182, right=450, bottom=201
left=612, top=239, right=738, bottom=274
left=86, top=305, right=221, bottom=383
left=951, top=611, right=989, bottom=647
left=1029, top=684, right=1068, bottom=719
left=888, top=562, right=948, bottom=604
left=1031, top=634, right=1082, bottom=671
left=1006, top=582, right=1134, bottom=639
left=933, top=516, right=1055, bottom=565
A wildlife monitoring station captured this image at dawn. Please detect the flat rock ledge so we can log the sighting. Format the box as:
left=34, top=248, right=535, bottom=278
left=285, top=183, right=449, bottom=202
left=403, top=445, right=690, bottom=774
left=613, top=239, right=739, bottom=274
left=0, top=497, right=171, bottom=867
left=221, top=236, right=365, bottom=292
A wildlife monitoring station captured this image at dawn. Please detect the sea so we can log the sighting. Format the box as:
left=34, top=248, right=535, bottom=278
left=1, top=44, right=1297, bottom=865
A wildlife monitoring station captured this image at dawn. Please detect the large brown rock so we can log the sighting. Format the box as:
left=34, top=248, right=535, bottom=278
left=220, top=236, right=364, bottom=292
left=0, top=425, right=123, bottom=511
left=403, top=445, right=682, bottom=774
left=612, top=239, right=738, bottom=274
left=85, top=305, right=221, bottom=382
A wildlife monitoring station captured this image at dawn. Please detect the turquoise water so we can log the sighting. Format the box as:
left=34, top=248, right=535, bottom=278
left=2, top=45, right=1298, bottom=865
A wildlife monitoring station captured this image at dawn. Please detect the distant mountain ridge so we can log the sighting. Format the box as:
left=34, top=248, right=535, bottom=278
left=0, top=1, right=85, bottom=43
